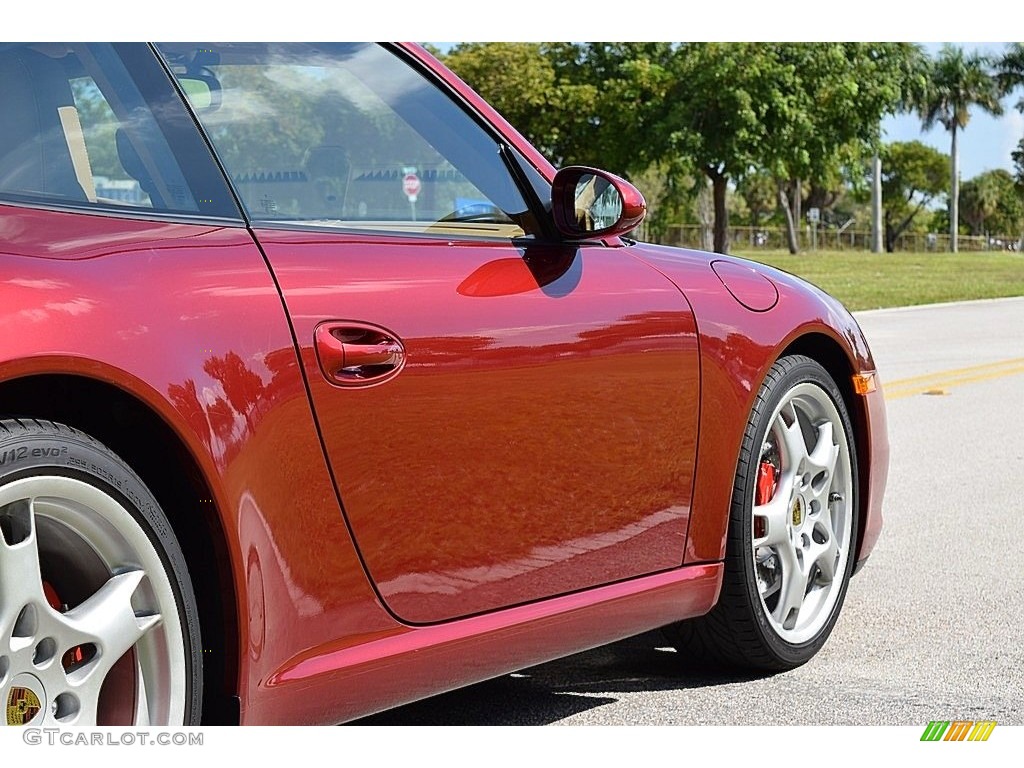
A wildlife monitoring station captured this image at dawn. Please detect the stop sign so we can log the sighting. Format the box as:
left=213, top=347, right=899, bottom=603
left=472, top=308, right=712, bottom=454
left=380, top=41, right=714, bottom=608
left=402, top=173, right=421, bottom=202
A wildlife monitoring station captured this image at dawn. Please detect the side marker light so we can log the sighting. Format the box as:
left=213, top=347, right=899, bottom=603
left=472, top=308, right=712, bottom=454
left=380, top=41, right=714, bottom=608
left=852, top=372, right=877, bottom=395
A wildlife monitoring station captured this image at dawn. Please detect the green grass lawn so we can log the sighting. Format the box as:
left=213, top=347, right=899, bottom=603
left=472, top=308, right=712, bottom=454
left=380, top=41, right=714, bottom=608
left=730, top=249, right=1024, bottom=311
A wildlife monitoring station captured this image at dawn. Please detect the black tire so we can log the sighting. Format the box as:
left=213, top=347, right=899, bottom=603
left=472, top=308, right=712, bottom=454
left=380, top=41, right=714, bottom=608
left=0, top=419, right=201, bottom=725
left=666, top=355, right=859, bottom=671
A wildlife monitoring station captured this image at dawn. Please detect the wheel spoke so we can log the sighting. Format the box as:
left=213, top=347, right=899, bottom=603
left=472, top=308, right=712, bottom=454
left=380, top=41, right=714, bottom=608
left=753, top=490, right=791, bottom=548
left=773, top=546, right=809, bottom=628
left=777, top=409, right=808, bottom=469
left=807, top=421, right=838, bottom=469
left=805, top=421, right=839, bottom=498
left=0, top=500, right=44, bottom=638
left=59, top=570, right=160, bottom=688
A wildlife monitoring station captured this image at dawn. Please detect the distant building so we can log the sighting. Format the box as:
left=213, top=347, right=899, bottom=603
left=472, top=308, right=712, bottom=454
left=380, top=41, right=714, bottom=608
left=94, top=176, right=146, bottom=205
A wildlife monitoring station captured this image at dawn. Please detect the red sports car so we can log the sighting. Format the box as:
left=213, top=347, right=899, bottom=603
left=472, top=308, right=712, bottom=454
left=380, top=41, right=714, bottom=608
left=0, top=42, right=887, bottom=726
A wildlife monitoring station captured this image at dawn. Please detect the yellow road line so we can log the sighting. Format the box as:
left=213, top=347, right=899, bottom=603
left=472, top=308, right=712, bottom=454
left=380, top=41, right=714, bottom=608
left=883, top=356, right=1024, bottom=386
left=885, top=357, right=1024, bottom=400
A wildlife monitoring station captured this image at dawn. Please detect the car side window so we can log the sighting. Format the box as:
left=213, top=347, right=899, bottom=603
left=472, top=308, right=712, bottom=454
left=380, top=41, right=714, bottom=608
left=69, top=75, right=154, bottom=207
left=154, top=43, right=543, bottom=239
left=0, top=43, right=238, bottom=219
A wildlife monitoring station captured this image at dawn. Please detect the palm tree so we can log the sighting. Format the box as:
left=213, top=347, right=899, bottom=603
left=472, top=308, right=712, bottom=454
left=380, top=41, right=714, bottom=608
left=1000, top=44, right=1024, bottom=212
left=916, top=45, right=1003, bottom=252
left=959, top=171, right=1005, bottom=236
left=996, top=43, right=1024, bottom=110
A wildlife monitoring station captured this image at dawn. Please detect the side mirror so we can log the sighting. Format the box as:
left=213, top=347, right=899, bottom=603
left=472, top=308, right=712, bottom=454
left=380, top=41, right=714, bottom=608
left=551, top=166, right=646, bottom=239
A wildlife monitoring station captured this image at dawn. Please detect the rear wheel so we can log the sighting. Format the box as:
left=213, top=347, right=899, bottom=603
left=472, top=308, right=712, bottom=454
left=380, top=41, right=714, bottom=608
left=0, top=420, right=201, bottom=725
left=667, top=355, right=858, bottom=670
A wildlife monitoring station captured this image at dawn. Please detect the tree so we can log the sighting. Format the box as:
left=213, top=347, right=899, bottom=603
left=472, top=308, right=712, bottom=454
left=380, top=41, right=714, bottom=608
left=996, top=42, right=1024, bottom=110
left=737, top=170, right=777, bottom=230
left=878, top=141, right=948, bottom=252
left=167, top=379, right=210, bottom=446
left=998, top=43, right=1024, bottom=237
left=1014, top=140, right=1024, bottom=192
left=70, top=79, right=124, bottom=180
left=664, top=43, right=923, bottom=254
left=442, top=43, right=587, bottom=166
left=959, top=169, right=1023, bottom=238
left=662, top=43, right=781, bottom=254
left=543, top=43, right=677, bottom=176
left=443, top=43, right=675, bottom=177
left=915, top=45, right=1003, bottom=252
left=958, top=172, right=1001, bottom=235
left=203, top=352, right=266, bottom=432
left=628, top=160, right=694, bottom=244
left=758, top=43, right=927, bottom=254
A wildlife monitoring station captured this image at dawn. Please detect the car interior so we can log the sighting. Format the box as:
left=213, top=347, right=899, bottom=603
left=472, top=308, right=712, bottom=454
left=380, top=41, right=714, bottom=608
left=0, top=47, right=91, bottom=204
left=0, top=43, right=204, bottom=214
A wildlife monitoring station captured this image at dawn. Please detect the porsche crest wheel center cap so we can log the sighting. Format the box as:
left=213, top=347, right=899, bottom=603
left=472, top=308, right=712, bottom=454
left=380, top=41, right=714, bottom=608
left=5, top=674, right=46, bottom=726
left=791, top=497, right=804, bottom=528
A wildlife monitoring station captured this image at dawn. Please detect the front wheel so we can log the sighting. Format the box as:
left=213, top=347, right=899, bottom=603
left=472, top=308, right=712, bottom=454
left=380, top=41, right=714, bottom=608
left=0, top=420, right=202, bottom=725
left=667, top=355, right=858, bottom=671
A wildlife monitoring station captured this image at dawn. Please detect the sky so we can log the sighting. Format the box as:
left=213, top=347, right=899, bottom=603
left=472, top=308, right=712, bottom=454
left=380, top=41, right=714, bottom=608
left=882, top=43, right=1019, bottom=179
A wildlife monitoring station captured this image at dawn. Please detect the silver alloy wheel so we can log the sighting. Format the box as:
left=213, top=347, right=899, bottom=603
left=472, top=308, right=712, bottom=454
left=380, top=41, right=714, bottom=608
left=751, top=382, right=853, bottom=645
left=0, top=475, right=186, bottom=726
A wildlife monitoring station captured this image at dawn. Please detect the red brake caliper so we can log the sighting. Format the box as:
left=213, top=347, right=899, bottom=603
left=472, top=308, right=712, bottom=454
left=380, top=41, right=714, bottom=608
left=756, top=461, right=778, bottom=506
left=43, top=581, right=85, bottom=668
left=754, top=461, right=778, bottom=539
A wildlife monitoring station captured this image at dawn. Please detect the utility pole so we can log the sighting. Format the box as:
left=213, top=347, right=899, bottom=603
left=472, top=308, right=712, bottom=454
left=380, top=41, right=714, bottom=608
left=950, top=125, right=959, bottom=252
left=871, top=153, right=883, bottom=253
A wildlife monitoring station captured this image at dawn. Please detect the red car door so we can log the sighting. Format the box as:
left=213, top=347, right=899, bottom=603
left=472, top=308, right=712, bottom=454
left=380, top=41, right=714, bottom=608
left=158, top=42, right=701, bottom=623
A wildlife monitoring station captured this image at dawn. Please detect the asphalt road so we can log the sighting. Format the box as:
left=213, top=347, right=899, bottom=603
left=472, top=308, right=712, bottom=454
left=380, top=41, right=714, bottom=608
left=358, top=297, right=1024, bottom=726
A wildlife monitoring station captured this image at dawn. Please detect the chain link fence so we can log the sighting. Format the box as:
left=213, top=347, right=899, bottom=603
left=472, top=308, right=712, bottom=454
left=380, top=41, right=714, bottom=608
left=651, top=225, right=1023, bottom=252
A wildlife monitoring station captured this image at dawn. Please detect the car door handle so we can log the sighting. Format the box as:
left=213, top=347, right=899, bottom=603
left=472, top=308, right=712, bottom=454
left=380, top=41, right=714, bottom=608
left=314, top=322, right=406, bottom=387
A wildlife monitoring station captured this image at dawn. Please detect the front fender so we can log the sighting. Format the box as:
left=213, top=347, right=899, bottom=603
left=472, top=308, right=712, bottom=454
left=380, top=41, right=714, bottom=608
left=628, top=244, right=888, bottom=566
